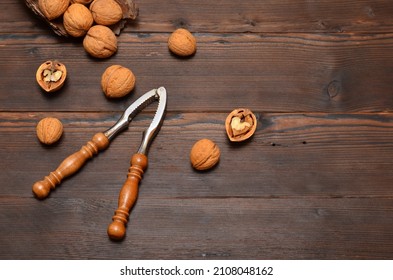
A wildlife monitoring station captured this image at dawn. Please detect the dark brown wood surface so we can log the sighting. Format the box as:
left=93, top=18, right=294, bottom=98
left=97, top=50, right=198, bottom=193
left=0, top=1, right=392, bottom=259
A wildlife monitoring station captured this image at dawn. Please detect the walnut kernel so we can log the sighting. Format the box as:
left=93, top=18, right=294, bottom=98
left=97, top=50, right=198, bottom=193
left=63, top=3, right=94, bottom=37
left=168, top=28, right=197, bottom=57
left=190, top=139, right=220, bottom=171
left=83, top=25, right=118, bottom=58
left=90, top=0, right=123, bottom=26
left=101, top=65, right=136, bottom=98
left=36, top=60, right=67, bottom=93
left=36, top=117, right=64, bottom=145
left=38, top=0, right=70, bottom=21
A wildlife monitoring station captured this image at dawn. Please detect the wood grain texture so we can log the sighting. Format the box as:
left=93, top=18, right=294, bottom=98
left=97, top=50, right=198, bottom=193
left=1, top=112, right=392, bottom=259
left=1, top=112, right=392, bottom=198
left=1, top=197, right=392, bottom=259
left=1, top=0, right=393, bottom=260
left=1, top=32, right=393, bottom=112
left=4, top=1, right=393, bottom=34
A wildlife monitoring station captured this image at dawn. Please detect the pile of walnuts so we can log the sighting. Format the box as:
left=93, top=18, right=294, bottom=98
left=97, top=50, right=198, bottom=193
left=27, top=0, right=138, bottom=58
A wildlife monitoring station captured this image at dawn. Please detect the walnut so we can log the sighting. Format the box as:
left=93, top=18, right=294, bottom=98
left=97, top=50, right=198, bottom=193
left=101, top=65, right=136, bottom=98
left=36, top=60, right=67, bottom=93
left=83, top=25, right=118, bottom=58
left=36, top=117, right=63, bottom=145
left=90, top=0, right=123, bottom=26
left=190, top=139, right=220, bottom=171
left=38, top=0, right=70, bottom=21
left=225, top=108, right=257, bottom=142
left=168, top=28, right=197, bottom=57
left=63, top=3, right=94, bottom=37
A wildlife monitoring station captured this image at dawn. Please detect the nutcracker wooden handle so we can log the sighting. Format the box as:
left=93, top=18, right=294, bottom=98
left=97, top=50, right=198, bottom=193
left=32, top=132, right=110, bottom=199
left=108, top=153, right=148, bottom=241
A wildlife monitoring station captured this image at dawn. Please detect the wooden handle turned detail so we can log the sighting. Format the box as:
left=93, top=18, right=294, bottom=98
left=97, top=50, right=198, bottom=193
left=108, top=153, right=148, bottom=241
left=32, top=132, right=110, bottom=199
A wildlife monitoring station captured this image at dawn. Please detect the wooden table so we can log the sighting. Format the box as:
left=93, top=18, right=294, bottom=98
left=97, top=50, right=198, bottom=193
left=1, top=1, right=393, bottom=260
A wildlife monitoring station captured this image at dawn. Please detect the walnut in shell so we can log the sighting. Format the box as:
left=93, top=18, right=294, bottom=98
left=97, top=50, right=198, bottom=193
left=90, top=0, right=123, bottom=26
left=36, top=117, right=63, bottom=145
left=38, top=0, right=70, bottom=21
left=63, top=3, right=94, bottom=37
left=101, top=65, right=136, bottom=98
left=190, top=139, right=220, bottom=171
left=168, top=28, right=197, bottom=57
left=83, top=25, right=118, bottom=58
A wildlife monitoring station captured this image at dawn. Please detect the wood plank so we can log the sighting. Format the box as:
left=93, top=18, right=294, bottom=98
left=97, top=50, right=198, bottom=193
left=1, top=196, right=392, bottom=259
left=1, top=33, right=393, bottom=112
left=1, top=112, right=392, bottom=198
left=1, top=0, right=393, bottom=261
left=5, top=1, right=393, bottom=34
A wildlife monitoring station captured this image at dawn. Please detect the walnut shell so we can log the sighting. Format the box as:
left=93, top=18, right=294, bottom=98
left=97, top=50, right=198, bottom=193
left=90, top=0, right=123, bottom=26
left=168, top=28, right=197, bottom=57
left=63, top=3, right=94, bottom=37
left=36, top=60, right=67, bottom=93
left=225, top=108, right=257, bottom=142
left=36, top=117, right=63, bottom=145
left=190, top=139, right=220, bottom=171
left=83, top=25, right=118, bottom=58
left=101, top=65, right=136, bottom=98
left=38, top=0, right=70, bottom=21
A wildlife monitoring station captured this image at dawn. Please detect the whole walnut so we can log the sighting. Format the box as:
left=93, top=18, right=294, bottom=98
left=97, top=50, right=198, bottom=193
left=190, top=139, right=220, bottom=171
left=101, top=65, right=136, bottom=98
left=90, top=0, right=123, bottom=26
left=168, top=28, right=197, bottom=57
left=36, top=117, right=63, bottom=145
left=38, top=0, right=70, bottom=21
left=63, top=3, right=94, bottom=37
left=83, top=25, right=118, bottom=58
